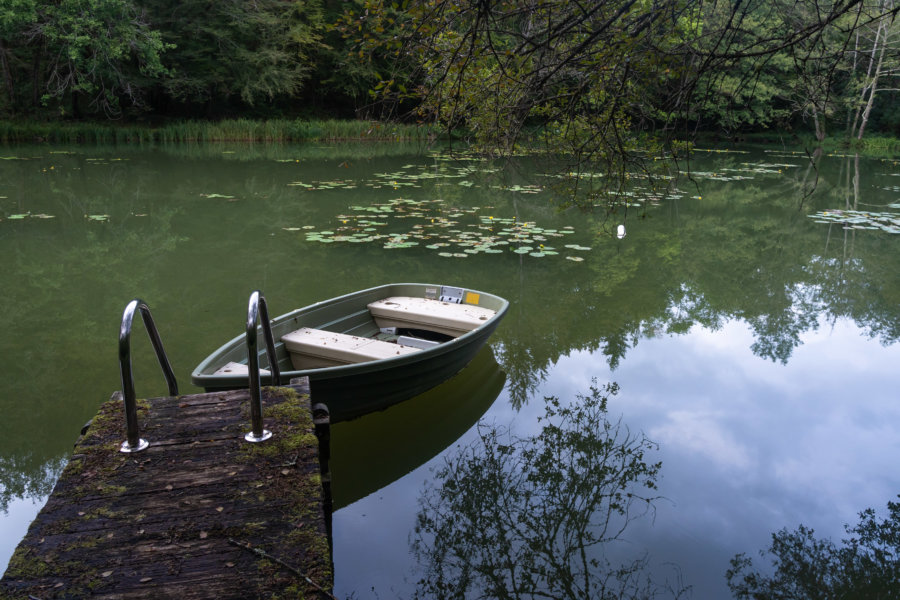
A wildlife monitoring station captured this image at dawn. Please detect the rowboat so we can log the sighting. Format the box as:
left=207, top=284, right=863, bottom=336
left=191, top=283, right=508, bottom=420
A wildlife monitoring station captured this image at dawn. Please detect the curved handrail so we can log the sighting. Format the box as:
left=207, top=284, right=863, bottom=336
left=245, top=290, right=279, bottom=442
left=119, top=299, right=179, bottom=453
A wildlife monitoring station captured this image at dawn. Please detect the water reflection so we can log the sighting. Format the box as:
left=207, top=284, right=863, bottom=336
left=330, top=346, right=505, bottom=509
left=0, top=144, right=898, bottom=592
left=411, top=382, right=686, bottom=599
left=489, top=150, right=900, bottom=408
left=727, top=497, right=900, bottom=598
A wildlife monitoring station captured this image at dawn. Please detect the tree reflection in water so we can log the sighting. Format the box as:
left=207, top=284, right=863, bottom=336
left=727, top=497, right=900, bottom=598
left=411, top=381, right=688, bottom=599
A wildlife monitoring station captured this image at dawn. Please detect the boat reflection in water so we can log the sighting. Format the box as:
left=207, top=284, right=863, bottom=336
left=329, top=345, right=505, bottom=510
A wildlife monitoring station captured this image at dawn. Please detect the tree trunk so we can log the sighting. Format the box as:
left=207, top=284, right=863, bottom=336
left=0, top=40, right=14, bottom=113
left=845, top=29, right=860, bottom=136
left=849, top=0, right=893, bottom=139
left=30, top=44, right=41, bottom=110
left=856, top=26, right=888, bottom=140
left=812, top=105, right=825, bottom=142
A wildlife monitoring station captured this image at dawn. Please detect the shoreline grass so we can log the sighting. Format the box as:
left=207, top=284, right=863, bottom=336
left=0, top=118, right=443, bottom=144
left=690, top=130, right=900, bottom=155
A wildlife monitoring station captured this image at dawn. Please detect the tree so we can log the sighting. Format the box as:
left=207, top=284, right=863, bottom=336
left=138, top=0, right=325, bottom=115
left=343, top=1, right=891, bottom=171
left=846, top=0, right=900, bottom=139
left=0, top=0, right=37, bottom=113
left=34, top=0, right=169, bottom=116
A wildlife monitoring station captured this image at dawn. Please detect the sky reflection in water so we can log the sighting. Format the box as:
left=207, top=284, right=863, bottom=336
left=334, top=316, right=900, bottom=599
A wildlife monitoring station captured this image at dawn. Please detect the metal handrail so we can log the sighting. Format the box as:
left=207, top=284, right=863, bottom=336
left=118, top=299, right=179, bottom=453
left=244, top=290, right=279, bottom=442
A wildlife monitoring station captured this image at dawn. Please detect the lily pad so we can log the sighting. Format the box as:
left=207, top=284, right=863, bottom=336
left=808, top=209, right=900, bottom=233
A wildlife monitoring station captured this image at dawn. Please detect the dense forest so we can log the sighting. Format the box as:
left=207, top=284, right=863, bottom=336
left=1, top=0, right=899, bottom=145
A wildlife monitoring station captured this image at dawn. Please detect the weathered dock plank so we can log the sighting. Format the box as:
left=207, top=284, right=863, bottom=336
left=1, top=379, right=333, bottom=600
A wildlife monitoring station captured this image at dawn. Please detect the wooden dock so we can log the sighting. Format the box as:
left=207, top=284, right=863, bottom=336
left=0, top=379, right=333, bottom=600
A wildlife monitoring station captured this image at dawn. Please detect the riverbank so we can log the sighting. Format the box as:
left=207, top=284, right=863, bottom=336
left=3, top=118, right=900, bottom=161
left=693, top=130, right=900, bottom=154
left=0, top=119, right=442, bottom=144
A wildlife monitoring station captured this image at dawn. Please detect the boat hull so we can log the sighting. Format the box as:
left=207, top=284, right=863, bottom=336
left=191, top=283, right=508, bottom=420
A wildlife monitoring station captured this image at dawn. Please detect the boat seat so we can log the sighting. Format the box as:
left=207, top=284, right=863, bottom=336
left=282, top=327, right=421, bottom=369
left=213, top=361, right=270, bottom=376
left=367, top=296, right=496, bottom=338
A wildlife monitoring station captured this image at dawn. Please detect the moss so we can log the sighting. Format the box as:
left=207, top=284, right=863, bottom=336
left=63, top=534, right=106, bottom=552
left=233, top=386, right=333, bottom=596
left=5, top=547, right=52, bottom=578
left=74, top=506, right=122, bottom=521
left=4, top=546, right=99, bottom=593
left=238, top=387, right=317, bottom=461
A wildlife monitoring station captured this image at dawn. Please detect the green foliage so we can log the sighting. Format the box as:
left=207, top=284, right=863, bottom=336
left=35, top=0, right=168, bottom=115
left=2, top=0, right=900, bottom=152
left=142, top=0, right=324, bottom=109
left=727, top=497, right=900, bottom=599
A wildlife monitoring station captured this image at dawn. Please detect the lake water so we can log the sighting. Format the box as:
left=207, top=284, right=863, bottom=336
left=0, top=143, right=898, bottom=598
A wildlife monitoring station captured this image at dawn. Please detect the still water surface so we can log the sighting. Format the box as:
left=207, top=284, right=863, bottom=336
left=0, top=143, right=898, bottom=597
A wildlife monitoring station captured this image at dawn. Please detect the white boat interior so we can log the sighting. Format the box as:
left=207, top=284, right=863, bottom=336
left=281, top=295, right=497, bottom=369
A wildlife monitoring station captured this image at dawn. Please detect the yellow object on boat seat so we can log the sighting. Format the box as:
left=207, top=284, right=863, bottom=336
left=367, top=296, right=496, bottom=338
left=282, top=327, right=421, bottom=369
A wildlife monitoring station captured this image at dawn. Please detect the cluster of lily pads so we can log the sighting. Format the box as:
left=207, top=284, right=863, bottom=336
left=1, top=212, right=113, bottom=222
left=289, top=197, right=593, bottom=261
left=3, top=212, right=56, bottom=220
left=679, top=162, right=797, bottom=182
left=808, top=207, right=900, bottom=234
left=288, top=161, right=504, bottom=192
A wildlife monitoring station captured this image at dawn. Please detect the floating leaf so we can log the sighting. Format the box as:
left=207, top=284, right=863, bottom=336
left=566, top=256, right=585, bottom=262
left=808, top=209, right=900, bottom=233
